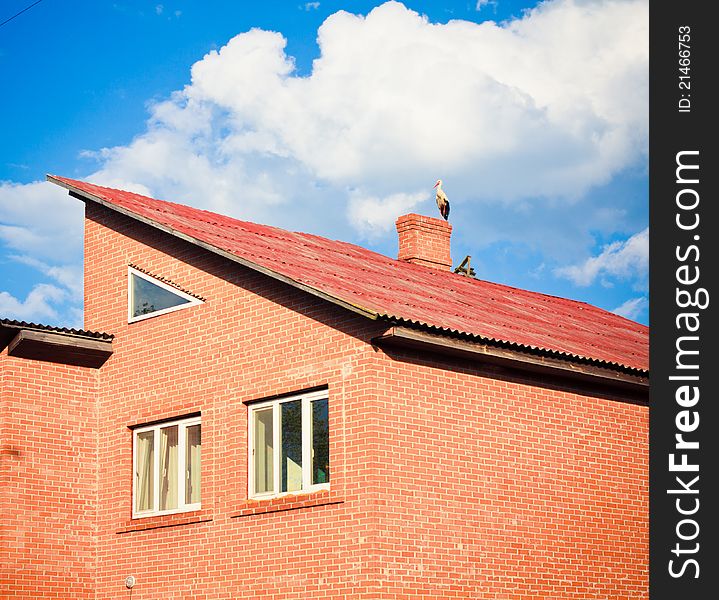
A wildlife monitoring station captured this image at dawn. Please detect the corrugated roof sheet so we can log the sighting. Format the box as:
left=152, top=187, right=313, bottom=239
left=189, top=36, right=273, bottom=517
left=48, top=175, right=649, bottom=373
left=0, top=318, right=114, bottom=340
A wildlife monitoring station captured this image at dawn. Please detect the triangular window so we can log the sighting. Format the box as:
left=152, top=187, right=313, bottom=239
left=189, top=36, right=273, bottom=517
left=128, top=267, right=203, bottom=323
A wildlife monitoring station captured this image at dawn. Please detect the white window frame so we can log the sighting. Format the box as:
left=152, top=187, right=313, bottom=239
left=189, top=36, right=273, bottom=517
left=132, top=416, right=202, bottom=518
left=127, top=266, right=203, bottom=323
left=248, top=389, right=330, bottom=499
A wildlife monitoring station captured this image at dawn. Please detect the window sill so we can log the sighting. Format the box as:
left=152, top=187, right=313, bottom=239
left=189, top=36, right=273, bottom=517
left=230, top=490, right=343, bottom=518
left=116, top=509, right=213, bottom=534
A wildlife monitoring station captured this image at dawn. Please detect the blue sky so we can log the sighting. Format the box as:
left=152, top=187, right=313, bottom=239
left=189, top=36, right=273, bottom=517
left=0, top=0, right=648, bottom=328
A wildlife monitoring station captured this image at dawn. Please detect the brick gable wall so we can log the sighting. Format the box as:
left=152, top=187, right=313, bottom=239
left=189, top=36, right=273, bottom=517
left=84, top=203, right=388, bottom=598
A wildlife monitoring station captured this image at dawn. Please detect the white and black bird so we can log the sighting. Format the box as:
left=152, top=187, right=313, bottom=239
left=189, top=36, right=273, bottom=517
left=433, top=179, right=450, bottom=220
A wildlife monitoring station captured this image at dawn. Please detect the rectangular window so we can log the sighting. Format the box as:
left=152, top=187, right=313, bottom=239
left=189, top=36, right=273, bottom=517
left=248, top=390, right=329, bottom=498
left=133, top=416, right=201, bottom=517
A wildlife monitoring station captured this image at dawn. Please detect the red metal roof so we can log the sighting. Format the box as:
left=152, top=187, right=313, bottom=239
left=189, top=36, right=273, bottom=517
left=48, top=175, right=649, bottom=373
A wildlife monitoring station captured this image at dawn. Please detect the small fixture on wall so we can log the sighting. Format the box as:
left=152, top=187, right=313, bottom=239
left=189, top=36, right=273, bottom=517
left=125, top=576, right=136, bottom=589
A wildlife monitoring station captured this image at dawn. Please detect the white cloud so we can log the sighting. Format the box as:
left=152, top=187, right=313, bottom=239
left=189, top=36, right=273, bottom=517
left=555, top=228, right=648, bottom=288
left=88, top=0, right=648, bottom=229
left=0, top=180, right=84, bottom=261
left=348, top=190, right=428, bottom=237
left=475, top=1, right=497, bottom=11
left=0, top=181, right=85, bottom=325
left=303, top=2, right=320, bottom=10
left=612, top=296, right=648, bottom=320
left=10, top=255, right=83, bottom=302
left=0, top=284, right=66, bottom=323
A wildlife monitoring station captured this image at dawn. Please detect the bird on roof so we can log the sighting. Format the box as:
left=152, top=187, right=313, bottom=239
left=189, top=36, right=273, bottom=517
left=433, top=179, right=450, bottom=220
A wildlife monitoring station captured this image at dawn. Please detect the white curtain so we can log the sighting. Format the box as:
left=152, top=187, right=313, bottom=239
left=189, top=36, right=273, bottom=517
left=160, top=426, right=178, bottom=510
left=136, top=431, right=154, bottom=512
left=186, top=425, right=201, bottom=504
left=254, top=409, right=274, bottom=494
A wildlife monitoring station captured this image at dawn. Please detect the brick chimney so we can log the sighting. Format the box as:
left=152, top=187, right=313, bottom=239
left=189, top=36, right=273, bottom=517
left=396, top=213, right=452, bottom=270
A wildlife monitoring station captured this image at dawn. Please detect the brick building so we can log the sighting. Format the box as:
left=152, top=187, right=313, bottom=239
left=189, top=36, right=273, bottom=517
left=1, top=175, right=649, bottom=599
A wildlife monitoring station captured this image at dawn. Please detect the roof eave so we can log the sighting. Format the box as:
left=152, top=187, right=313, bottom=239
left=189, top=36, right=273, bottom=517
left=373, top=325, right=649, bottom=398
left=378, top=314, right=647, bottom=374
left=3, top=328, right=113, bottom=369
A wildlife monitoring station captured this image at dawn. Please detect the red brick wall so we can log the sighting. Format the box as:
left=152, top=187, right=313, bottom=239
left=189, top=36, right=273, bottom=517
left=370, top=350, right=648, bottom=598
left=0, top=352, right=99, bottom=599
left=2, top=201, right=647, bottom=598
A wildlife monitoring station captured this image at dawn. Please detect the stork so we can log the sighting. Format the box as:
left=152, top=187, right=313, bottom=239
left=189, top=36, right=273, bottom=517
left=433, top=179, right=450, bottom=220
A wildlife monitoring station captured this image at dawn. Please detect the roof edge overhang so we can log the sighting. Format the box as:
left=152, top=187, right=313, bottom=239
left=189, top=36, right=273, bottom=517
left=4, top=328, right=113, bottom=369
left=373, top=326, right=649, bottom=399
left=47, top=175, right=380, bottom=323
left=378, top=314, right=647, bottom=373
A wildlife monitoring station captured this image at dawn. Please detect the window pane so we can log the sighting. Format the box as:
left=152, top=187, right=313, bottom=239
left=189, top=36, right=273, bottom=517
left=185, top=424, right=201, bottom=505
left=312, top=399, right=329, bottom=485
left=253, top=409, right=274, bottom=494
left=135, top=431, right=154, bottom=512
left=281, top=400, right=303, bottom=492
left=131, top=273, right=191, bottom=317
left=160, top=425, right=178, bottom=511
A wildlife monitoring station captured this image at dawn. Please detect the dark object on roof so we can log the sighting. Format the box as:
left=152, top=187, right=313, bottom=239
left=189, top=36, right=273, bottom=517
left=453, top=256, right=476, bottom=278
left=47, top=175, right=649, bottom=374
